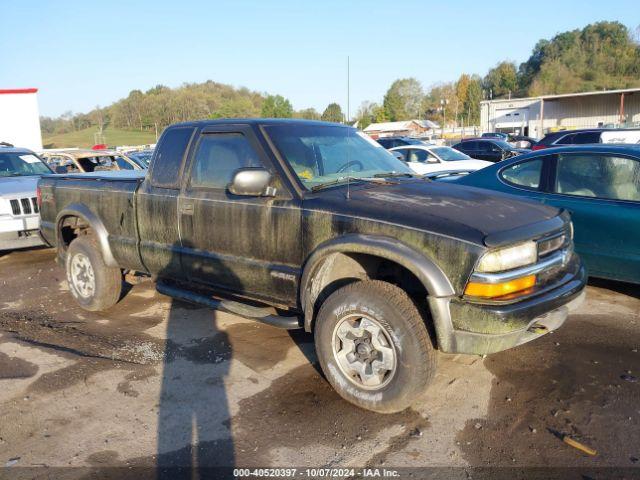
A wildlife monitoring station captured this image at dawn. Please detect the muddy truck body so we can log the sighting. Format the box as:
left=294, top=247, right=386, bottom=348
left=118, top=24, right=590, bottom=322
left=38, top=119, right=586, bottom=412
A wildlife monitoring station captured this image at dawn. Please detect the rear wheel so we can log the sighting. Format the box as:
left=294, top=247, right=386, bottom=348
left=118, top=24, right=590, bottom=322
left=314, top=280, right=437, bottom=413
left=65, top=235, right=122, bottom=311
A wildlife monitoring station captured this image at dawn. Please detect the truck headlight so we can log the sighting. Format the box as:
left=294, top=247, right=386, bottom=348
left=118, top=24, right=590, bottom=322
left=476, top=241, right=537, bottom=273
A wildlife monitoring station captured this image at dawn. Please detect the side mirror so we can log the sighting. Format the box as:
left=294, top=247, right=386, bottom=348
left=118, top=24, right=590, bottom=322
left=55, top=165, right=68, bottom=174
left=228, top=167, right=276, bottom=197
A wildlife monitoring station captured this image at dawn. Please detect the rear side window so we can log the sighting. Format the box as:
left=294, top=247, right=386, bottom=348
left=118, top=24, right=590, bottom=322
left=500, top=158, right=544, bottom=189
left=572, top=132, right=601, bottom=144
left=150, top=127, right=195, bottom=188
left=456, top=142, right=474, bottom=151
left=554, top=153, right=640, bottom=201
left=190, top=133, right=263, bottom=189
left=556, top=133, right=576, bottom=145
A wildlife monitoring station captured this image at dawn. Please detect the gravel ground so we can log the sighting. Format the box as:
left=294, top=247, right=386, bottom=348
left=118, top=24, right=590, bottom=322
left=0, top=247, right=639, bottom=479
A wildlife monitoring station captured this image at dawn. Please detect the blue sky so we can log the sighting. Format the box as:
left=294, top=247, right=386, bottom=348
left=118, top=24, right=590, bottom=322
left=1, top=0, right=638, bottom=117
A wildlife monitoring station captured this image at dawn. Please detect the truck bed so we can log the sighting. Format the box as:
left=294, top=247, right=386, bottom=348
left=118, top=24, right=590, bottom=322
left=38, top=172, right=145, bottom=271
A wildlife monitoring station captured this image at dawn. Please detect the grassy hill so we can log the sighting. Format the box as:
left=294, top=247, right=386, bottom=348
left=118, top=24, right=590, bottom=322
left=43, top=127, right=157, bottom=149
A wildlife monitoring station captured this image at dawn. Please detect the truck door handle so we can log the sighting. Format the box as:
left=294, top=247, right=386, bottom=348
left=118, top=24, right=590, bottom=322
left=180, top=203, right=194, bottom=215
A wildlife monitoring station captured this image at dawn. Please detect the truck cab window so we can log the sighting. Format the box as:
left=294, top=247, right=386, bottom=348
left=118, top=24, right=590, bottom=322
left=151, top=127, right=195, bottom=188
left=190, top=133, right=263, bottom=189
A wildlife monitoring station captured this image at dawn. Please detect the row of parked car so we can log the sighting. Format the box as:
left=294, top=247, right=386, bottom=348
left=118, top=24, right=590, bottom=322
left=375, top=129, right=640, bottom=284
left=0, top=144, right=153, bottom=250
left=2, top=125, right=639, bottom=285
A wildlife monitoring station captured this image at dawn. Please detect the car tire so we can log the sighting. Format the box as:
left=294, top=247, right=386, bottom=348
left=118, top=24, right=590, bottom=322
left=65, top=235, right=122, bottom=311
left=314, top=280, right=437, bottom=413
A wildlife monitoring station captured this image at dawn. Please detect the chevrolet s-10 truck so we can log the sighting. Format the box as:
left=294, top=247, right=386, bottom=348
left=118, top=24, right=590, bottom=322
left=38, top=119, right=586, bottom=413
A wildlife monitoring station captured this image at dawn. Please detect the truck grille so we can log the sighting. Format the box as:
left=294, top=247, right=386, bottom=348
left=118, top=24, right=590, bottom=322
left=9, top=197, right=38, bottom=216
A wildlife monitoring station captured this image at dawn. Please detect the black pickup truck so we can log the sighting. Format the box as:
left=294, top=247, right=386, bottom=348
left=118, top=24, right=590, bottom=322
left=38, top=119, right=586, bottom=413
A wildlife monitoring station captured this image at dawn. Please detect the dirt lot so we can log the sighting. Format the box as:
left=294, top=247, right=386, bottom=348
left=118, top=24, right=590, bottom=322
left=0, top=247, right=639, bottom=478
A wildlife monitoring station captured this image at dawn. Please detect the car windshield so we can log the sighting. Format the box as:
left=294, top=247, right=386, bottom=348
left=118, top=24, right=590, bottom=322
left=128, top=151, right=153, bottom=167
left=0, top=152, right=52, bottom=177
left=265, top=125, right=413, bottom=190
left=431, top=147, right=470, bottom=161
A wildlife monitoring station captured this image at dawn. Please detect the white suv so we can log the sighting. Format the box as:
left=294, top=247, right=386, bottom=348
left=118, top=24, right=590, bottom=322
left=0, top=145, right=52, bottom=251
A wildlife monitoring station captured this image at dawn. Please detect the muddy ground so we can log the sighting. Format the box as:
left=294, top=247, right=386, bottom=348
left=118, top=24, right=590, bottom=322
left=0, top=248, right=639, bottom=478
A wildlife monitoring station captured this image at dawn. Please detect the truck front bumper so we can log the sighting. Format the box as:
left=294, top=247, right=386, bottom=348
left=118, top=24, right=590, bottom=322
left=429, top=258, right=587, bottom=355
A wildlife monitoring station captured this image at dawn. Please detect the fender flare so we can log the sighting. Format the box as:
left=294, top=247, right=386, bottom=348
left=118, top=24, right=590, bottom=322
left=299, top=234, right=455, bottom=331
left=55, top=203, right=118, bottom=267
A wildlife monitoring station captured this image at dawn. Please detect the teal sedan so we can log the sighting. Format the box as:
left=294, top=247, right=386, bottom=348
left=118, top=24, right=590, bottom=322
left=453, top=145, right=640, bottom=284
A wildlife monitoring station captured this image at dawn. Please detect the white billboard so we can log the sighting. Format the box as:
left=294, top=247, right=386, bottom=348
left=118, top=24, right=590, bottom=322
left=0, top=88, right=43, bottom=151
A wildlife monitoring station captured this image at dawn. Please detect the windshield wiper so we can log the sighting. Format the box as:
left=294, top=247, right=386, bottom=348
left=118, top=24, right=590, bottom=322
left=310, top=176, right=381, bottom=192
left=372, top=172, right=421, bottom=178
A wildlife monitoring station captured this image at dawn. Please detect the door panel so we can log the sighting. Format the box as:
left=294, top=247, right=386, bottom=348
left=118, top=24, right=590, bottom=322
left=542, top=195, right=640, bottom=281
left=542, top=152, right=640, bottom=282
left=137, top=183, right=183, bottom=277
left=178, top=127, right=302, bottom=306
left=137, top=126, right=195, bottom=277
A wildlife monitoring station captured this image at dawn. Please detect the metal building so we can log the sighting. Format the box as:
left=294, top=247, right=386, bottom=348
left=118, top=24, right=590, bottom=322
left=480, top=87, right=640, bottom=139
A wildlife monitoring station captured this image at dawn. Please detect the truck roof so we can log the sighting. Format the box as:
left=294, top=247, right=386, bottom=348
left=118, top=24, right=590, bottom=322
left=169, top=118, right=348, bottom=128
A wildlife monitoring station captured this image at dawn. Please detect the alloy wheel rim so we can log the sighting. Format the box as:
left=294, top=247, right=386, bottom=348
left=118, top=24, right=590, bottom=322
left=332, top=313, right=397, bottom=390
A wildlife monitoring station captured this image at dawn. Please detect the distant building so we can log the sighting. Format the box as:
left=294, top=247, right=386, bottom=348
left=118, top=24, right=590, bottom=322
left=481, top=87, right=640, bottom=139
left=0, top=88, right=42, bottom=151
left=363, top=119, right=439, bottom=139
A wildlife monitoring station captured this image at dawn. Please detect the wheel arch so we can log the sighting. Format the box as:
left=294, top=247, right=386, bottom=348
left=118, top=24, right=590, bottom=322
left=55, top=203, right=118, bottom=267
left=299, top=234, right=454, bottom=332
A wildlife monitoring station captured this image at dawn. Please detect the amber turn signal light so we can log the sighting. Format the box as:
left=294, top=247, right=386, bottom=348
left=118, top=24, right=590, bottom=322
left=464, top=275, right=536, bottom=298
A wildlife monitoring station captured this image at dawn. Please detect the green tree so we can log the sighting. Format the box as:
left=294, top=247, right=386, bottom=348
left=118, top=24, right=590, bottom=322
left=295, top=108, right=321, bottom=120
left=484, top=61, right=519, bottom=98
left=519, top=21, right=640, bottom=96
left=321, top=103, right=344, bottom=123
left=422, top=82, right=456, bottom=125
left=464, top=76, right=483, bottom=125
left=355, top=101, right=380, bottom=129
left=261, top=94, right=293, bottom=118
left=382, top=78, right=424, bottom=121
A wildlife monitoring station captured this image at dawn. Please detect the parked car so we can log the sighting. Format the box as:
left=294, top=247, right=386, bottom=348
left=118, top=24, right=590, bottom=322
left=375, top=136, right=429, bottom=149
left=452, top=145, right=640, bottom=284
left=125, top=149, right=154, bottom=168
left=508, top=135, right=538, bottom=149
left=533, top=128, right=640, bottom=150
left=40, top=149, right=142, bottom=173
left=0, top=146, right=52, bottom=250
left=481, top=132, right=509, bottom=140
left=453, top=139, right=530, bottom=162
left=389, top=145, right=492, bottom=175
left=39, top=119, right=586, bottom=413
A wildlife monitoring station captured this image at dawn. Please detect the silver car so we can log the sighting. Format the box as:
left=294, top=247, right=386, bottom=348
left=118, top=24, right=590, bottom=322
left=0, top=145, right=52, bottom=251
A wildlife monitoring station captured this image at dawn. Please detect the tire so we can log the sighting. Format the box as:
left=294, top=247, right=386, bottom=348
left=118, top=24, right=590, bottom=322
left=314, top=280, right=437, bottom=413
left=65, top=235, right=122, bottom=311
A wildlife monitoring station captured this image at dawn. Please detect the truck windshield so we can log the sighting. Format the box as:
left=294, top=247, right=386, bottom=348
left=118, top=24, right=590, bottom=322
left=264, top=124, right=413, bottom=190
left=0, top=152, right=52, bottom=177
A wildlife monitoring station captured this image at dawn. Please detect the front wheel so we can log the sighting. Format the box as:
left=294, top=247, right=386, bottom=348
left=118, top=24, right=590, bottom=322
left=65, top=235, right=122, bottom=311
left=314, top=280, right=437, bottom=413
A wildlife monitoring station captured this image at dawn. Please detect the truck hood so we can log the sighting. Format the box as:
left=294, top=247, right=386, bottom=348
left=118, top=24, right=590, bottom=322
left=308, top=179, right=560, bottom=245
left=0, top=176, right=39, bottom=199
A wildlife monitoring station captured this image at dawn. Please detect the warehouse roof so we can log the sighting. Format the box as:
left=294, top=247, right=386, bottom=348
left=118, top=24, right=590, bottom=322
left=481, top=87, right=640, bottom=105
